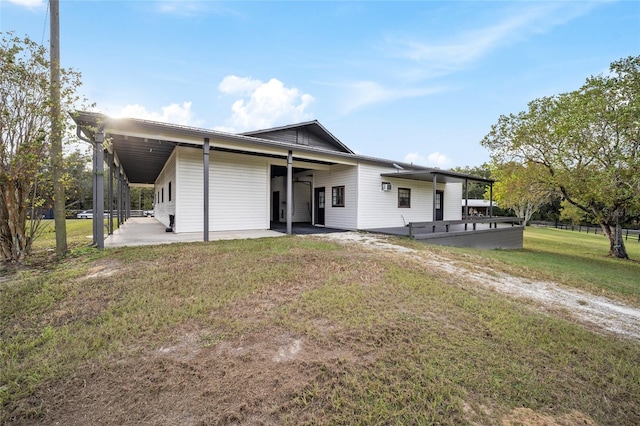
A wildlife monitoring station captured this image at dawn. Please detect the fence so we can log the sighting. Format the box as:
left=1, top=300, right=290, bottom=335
left=530, top=221, right=640, bottom=242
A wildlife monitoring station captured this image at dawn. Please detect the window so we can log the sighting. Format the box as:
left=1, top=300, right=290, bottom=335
left=168, top=181, right=172, bottom=202
left=157, top=191, right=160, bottom=203
left=332, top=186, right=345, bottom=207
left=398, top=188, right=411, bottom=208
left=161, top=187, right=164, bottom=203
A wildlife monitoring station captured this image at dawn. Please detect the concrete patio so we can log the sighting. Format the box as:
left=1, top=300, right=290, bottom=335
left=104, top=217, right=283, bottom=248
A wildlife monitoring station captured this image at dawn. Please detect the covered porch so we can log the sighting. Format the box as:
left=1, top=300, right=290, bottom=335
left=367, top=217, right=524, bottom=249
left=377, top=169, right=523, bottom=249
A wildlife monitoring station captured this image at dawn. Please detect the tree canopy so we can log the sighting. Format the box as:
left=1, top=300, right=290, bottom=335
left=488, top=161, right=555, bottom=225
left=481, top=56, right=640, bottom=259
left=0, top=33, right=83, bottom=263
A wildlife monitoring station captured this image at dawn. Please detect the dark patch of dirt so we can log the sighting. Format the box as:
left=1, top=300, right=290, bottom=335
left=30, top=328, right=354, bottom=426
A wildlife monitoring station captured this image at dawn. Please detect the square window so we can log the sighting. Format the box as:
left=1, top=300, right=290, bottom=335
left=332, top=186, right=345, bottom=207
left=398, top=188, right=411, bottom=208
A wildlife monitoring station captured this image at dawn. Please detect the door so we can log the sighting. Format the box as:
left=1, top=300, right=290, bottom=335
left=314, top=187, right=325, bottom=226
left=435, top=190, right=444, bottom=221
left=272, top=191, right=280, bottom=222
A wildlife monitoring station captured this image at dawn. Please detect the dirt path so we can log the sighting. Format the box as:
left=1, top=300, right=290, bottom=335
left=314, top=232, right=640, bottom=341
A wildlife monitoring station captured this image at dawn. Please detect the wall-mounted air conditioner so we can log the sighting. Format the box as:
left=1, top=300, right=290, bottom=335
left=381, top=182, right=392, bottom=191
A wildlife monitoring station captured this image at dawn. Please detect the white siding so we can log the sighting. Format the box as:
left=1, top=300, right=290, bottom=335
left=210, top=152, right=269, bottom=231
left=443, top=182, right=462, bottom=220
left=165, top=147, right=464, bottom=233
left=313, top=164, right=358, bottom=230
left=175, top=147, right=203, bottom=233
left=357, top=163, right=433, bottom=228
left=154, top=149, right=177, bottom=229
left=355, top=163, right=464, bottom=228
left=174, top=147, right=269, bottom=233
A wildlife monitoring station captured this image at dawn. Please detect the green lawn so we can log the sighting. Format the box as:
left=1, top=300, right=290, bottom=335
left=1, top=222, right=639, bottom=424
left=444, top=226, right=640, bottom=305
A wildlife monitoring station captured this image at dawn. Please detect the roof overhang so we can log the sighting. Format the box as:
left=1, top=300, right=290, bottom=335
left=381, top=169, right=494, bottom=184
left=72, top=111, right=360, bottom=185
left=72, top=111, right=493, bottom=187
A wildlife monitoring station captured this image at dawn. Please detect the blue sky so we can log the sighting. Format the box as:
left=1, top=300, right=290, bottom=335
left=2, top=1, right=639, bottom=168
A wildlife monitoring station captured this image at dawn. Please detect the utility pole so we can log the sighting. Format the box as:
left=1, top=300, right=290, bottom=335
left=50, top=0, right=67, bottom=257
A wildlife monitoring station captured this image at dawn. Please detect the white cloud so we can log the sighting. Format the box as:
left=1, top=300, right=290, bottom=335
left=342, top=80, right=446, bottom=114
left=6, top=0, right=44, bottom=8
left=404, top=151, right=451, bottom=168
left=217, top=76, right=314, bottom=132
left=427, top=152, right=450, bottom=167
left=404, top=152, right=426, bottom=165
left=386, top=2, right=601, bottom=74
left=115, top=101, right=200, bottom=126
left=218, top=75, right=262, bottom=96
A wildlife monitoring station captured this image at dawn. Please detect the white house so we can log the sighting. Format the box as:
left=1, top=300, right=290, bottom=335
left=73, top=112, right=498, bottom=245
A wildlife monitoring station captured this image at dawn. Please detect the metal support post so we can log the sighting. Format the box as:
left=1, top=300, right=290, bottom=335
left=286, top=150, right=293, bottom=235
left=203, top=138, right=210, bottom=241
left=95, top=129, right=105, bottom=249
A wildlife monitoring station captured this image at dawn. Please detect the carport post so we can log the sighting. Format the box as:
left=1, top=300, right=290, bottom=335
left=432, top=173, right=438, bottom=221
left=95, top=129, right=105, bottom=249
left=489, top=183, right=494, bottom=218
left=464, top=178, right=469, bottom=219
left=286, top=150, right=293, bottom=235
left=203, top=138, right=210, bottom=241
left=118, top=167, right=124, bottom=227
left=107, top=152, right=114, bottom=235
left=126, top=181, right=131, bottom=220
left=91, top=136, right=98, bottom=245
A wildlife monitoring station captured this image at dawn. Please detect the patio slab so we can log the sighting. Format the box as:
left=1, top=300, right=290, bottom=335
left=104, top=217, right=283, bottom=248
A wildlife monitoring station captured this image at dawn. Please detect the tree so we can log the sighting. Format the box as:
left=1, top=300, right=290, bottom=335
left=0, top=33, right=83, bottom=263
left=488, top=161, right=555, bottom=225
left=130, top=186, right=155, bottom=211
left=62, top=149, right=93, bottom=211
left=559, top=199, right=586, bottom=225
left=481, top=56, right=640, bottom=259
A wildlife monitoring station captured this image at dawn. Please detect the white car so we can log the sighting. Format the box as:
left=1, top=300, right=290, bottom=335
left=76, top=210, right=110, bottom=219
left=144, top=210, right=154, bottom=217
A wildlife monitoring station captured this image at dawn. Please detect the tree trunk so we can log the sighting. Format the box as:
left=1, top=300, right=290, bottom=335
left=0, top=179, right=31, bottom=263
left=0, top=179, right=29, bottom=263
left=600, top=221, right=629, bottom=259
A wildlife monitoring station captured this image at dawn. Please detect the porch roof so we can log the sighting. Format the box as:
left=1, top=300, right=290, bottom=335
left=380, top=169, right=494, bottom=184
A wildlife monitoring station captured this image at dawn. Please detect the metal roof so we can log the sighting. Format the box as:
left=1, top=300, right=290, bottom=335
left=71, top=111, right=491, bottom=185
left=381, top=169, right=494, bottom=184
left=241, top=120, right=354, bottom=154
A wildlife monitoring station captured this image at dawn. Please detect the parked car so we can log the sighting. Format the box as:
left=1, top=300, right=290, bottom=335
left=76, top=210, right=110, bottom=219
left=144, top=210, right=154, bottom=217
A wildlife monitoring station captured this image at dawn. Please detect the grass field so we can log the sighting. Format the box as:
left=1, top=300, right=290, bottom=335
left=1, top=221, right=639, bottom=424
left=431, top=226, right=640, bottom=306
